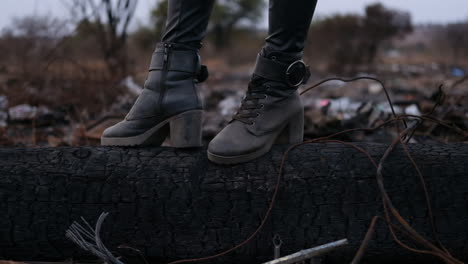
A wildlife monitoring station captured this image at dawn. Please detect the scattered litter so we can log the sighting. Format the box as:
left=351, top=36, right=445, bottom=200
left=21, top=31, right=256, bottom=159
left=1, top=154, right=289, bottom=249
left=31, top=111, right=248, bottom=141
left=120, top=76, right=143, bottom=96
left=405, top=104, right=421, bottom=116
left=8, top=104, right=38, bottom=120
left=451, top=67, right=465, bottom=77
left=218, top=95, right=241, bottom=117
left=1, top=72, right=467, bottom=146
left=0, top=111, right=7, bottom=127
left=327, top=97, right=363, bottom=120
left=8, top=104, right=53, bottom=121
left=368, top=83, right=383, bottom=94
left=0, top=95, right=8, bottom=110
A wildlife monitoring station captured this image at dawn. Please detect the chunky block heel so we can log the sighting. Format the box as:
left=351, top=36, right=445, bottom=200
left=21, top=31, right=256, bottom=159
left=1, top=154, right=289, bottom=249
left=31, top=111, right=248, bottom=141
left=275, top=111, right=304, bottom=145
left=169, top=110, right=203, bottom=148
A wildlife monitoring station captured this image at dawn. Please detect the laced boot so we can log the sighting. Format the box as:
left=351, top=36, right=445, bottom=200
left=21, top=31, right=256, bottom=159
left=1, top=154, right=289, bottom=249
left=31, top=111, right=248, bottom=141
left=101, top=42, right=208, bottom=147
left=208, top=53, right=310, bottom=164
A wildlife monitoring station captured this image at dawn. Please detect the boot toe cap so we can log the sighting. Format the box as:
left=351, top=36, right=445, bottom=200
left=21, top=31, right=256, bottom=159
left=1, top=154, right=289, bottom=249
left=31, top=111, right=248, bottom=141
left=102, top=121, right=143, bottom=138
left=208, top=137, right=241, bottom=156
left=208, top=124, right=262, bottom=157
left=102, top=122, right=126, bottom=138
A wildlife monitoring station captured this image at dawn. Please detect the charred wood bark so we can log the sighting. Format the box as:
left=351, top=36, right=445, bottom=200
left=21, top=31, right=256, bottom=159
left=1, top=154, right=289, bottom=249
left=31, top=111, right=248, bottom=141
left=0, top=143, right=467, bottom=263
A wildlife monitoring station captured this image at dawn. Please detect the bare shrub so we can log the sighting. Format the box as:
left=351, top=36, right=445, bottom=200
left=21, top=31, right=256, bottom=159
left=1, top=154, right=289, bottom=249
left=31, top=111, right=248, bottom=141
left=306, top=3, right=412, bottom=74
left=66, top=0, right=138, bottom=78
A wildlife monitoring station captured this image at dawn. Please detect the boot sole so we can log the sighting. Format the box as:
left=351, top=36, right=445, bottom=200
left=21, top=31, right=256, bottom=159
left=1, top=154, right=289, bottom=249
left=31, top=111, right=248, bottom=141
left=101, top=110, right=203, bottom=148
left=207, top=141, right=274, bottom=165
left=206, top=135, right=305, bottom=165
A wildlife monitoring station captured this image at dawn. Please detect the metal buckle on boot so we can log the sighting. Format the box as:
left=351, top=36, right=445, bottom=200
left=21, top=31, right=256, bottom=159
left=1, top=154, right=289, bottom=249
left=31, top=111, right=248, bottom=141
left=285, top=60, right=309, bottom=87
left=254, top=55, right=311, bottom=87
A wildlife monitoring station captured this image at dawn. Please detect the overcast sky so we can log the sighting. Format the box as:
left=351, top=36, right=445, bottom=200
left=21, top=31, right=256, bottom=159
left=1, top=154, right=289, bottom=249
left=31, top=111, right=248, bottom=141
left=1, top=0, right=467, bottom=31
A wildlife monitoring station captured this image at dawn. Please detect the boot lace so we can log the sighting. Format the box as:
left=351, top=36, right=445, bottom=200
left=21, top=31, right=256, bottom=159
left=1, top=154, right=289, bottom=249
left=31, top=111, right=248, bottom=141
left=232, top=81, right=268, bottom=125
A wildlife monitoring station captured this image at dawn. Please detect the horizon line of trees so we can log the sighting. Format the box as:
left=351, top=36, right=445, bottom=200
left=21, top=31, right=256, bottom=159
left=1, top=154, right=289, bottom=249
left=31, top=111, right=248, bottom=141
left=0, top=0, right=467, bottom=78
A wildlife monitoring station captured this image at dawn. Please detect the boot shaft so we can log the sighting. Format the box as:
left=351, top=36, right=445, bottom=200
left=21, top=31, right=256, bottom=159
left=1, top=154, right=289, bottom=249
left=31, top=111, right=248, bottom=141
left=127, top=43, right=207, bottom=120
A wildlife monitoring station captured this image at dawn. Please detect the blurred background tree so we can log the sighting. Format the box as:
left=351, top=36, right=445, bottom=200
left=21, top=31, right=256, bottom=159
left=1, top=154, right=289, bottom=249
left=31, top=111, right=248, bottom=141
left=444, top=22, right=468, bottom=65
left=210, top=0, right=265, bottom=50
left=307, top=3, right=412, bottom=74
left=0, top=15, right=68, bottom=79
left=134, top=0, right=265, bottom=51
left=362, top=3, right=412, bottom=64
left=133, top=0, right=167, bottom=50
left=67, top=0, right=138, bottom=78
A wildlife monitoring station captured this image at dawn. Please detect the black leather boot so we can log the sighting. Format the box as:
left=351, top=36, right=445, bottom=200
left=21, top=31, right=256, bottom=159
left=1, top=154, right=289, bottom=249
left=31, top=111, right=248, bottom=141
left=208, top=0, right=317, bottom=163
left=208, top=54, right=310, bottom=164
left=101, top=43, right=208, bottom=147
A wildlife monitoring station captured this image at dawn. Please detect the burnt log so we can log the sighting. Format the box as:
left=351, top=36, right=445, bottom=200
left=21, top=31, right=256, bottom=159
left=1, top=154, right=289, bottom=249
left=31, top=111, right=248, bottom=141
left=0, top=143, right=467, bottom=264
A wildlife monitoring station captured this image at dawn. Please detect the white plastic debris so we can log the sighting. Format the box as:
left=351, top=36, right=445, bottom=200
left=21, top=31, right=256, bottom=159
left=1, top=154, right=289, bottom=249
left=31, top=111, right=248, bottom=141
left=327, top=98, right=362, bottom=120
left=368, top=83, right=383, bottom=94
left=376, top=103, right=403, bottom=115
left=0, top=111, right=7, bottom=127
left=405, top=104, right=421, bottom=116
left=9, top=104, right=38, bottom=120
left=218, top=95, right=242, bottom=117
left=120, top=76, right=143, bottom=96
left=8, top=104, right=52, bottom=121
left=0, top=96, right=8, bottom=110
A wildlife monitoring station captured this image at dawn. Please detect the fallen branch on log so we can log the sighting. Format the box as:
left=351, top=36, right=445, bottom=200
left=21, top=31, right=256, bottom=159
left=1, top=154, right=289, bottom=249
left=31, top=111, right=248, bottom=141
left=262, top=239, right=348, bottom=264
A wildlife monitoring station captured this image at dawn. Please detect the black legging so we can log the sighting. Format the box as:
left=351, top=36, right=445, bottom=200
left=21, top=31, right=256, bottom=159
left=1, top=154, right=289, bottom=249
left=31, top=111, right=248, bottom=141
left=161, top=0, right=318, bottom=62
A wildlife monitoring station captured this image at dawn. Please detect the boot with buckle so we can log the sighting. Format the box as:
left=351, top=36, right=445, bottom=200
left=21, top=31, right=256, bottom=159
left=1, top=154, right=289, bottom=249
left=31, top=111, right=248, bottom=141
left=207, top=52, right=310, bottom=164
left=101, top=42, right=208, bottom=147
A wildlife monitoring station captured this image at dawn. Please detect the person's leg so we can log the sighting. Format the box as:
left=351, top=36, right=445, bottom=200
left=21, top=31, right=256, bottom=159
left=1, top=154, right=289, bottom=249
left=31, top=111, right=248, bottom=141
left=208, top=0, right=318, bottom=164
left=262, top=0, right=318, bottom=62
left=102, top=0, right=215, bottom=147
left=162, top=0, right=215, bottom=49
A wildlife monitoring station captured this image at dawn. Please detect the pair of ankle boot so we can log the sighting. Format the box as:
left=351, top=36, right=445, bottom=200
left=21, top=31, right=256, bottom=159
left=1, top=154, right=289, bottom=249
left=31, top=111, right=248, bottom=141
left=101, top=42, right=310, bottom=164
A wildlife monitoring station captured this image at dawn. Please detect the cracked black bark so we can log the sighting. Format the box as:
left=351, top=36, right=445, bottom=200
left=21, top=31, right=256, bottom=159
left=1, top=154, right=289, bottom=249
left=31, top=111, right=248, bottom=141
left=0, top=143, right=467, bottom=264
